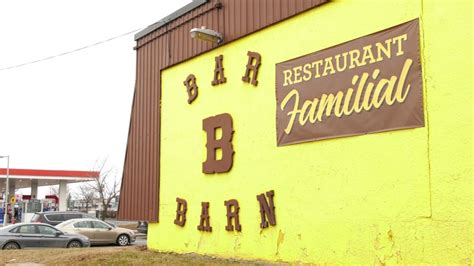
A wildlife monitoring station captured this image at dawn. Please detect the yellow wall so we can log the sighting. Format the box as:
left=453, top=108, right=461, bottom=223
left=149, top=0, right=473, bottom=263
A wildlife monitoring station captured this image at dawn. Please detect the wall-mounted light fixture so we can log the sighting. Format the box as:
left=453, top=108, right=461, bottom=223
left=190, top=26, right=223, bottom=44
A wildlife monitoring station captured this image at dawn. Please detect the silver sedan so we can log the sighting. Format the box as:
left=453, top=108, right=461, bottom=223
left=56, top=219, right=135, bottom=246
left=0, top=223, right=90, bottom=249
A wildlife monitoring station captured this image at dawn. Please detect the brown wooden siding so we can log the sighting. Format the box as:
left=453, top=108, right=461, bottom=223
left=118, top=0, right=328, bottom=222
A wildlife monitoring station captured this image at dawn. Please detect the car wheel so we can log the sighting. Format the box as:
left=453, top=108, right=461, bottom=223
left=3, top=242, right=20, bottom=250
left=67, top=240, right=82, bottom=248
left=117, top=234, right=130, bottom=246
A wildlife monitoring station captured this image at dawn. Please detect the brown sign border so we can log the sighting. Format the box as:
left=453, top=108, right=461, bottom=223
left=275, top=19, right=424, bottom=146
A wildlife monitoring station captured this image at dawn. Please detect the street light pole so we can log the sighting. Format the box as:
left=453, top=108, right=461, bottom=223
left=1, top=155, right=9, bottom=226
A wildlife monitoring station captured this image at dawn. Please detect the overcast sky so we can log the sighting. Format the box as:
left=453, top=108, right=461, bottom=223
left=0, top=1, right=190, bottom=197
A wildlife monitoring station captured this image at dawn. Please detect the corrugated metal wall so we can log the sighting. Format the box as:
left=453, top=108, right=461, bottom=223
left=118, top=0, right=327, bottom=222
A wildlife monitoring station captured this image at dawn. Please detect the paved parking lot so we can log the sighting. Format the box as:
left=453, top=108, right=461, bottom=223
left=134, top=235, right=146, bottom=246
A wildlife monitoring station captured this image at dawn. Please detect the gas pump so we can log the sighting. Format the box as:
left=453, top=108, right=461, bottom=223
left=9, top=196, right=16, bottom=224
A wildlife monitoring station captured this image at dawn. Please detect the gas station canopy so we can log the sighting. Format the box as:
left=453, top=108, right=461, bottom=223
left=0, top=168, right=100, bottom=190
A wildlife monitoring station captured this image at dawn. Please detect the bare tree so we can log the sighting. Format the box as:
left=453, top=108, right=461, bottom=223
left=49, top=186, right=59, bottom=196
left=75, top=184, right=96, bottom=212
left=87, top=159, right=120, bottom=220
left=67, top=193, right=73, bottom=210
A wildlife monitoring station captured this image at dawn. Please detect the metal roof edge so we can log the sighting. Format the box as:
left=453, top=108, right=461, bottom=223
left=134, top=0, right=209, bottom=41
left=0, top=168, right=100, bottom=178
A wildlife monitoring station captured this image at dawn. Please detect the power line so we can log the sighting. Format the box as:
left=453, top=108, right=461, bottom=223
left=0, top=27, right=143, bottom=71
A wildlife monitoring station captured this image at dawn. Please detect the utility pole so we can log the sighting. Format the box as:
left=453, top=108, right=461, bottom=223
left=1, top=155, right=10, bottom=226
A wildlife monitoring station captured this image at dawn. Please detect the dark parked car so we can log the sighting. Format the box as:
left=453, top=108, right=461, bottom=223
left=137, top=221, right=148, bottom=234
left=31, top=211, right=96, bottom=226
left=0, top=223, right=90, bottom=249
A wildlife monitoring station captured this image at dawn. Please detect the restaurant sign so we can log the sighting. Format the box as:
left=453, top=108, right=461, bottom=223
left=276, top=19, right=424, bottom=146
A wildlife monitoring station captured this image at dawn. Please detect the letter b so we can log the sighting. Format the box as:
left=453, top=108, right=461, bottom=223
left=184, top=74, right=198, bottom=104
left=202, top=113, right=234, bottom=174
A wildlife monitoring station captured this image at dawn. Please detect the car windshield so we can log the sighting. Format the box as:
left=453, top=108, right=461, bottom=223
left=105, top=222, right=116, bottom=228
left=55, top=221, right=69, bottom=228
left=0, top=224, right=17, bottom=232
left=31, top=214, right=41, bottom=222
